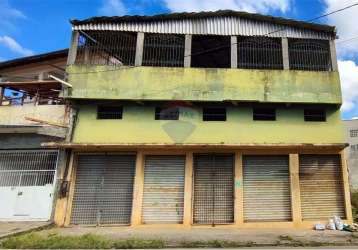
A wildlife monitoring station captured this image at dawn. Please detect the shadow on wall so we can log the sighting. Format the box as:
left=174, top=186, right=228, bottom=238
left=351, top=192, right=358, bottom=222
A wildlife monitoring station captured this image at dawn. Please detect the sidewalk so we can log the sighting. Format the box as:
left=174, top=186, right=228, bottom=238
left=0, top=221, right=50, bottom=239
left=39, top=226, right=358, bottom=247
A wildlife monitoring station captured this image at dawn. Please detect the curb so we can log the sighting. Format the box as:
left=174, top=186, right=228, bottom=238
left=0, top=222, right=53, bottom=240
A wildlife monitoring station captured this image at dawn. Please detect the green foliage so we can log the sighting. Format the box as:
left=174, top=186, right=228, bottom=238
left=178, top=239, right=255, bottom=248
left=113, top=238, right=165, bottom=249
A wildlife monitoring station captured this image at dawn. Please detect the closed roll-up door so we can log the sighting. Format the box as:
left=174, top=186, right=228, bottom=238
left=142, top=155, right=185, bottom=224
left=300, top=155, right=345, bottom=220
left=70, top=154, right=136, bottom=225
left=243, top=155, right=291, bottom=222
left=193, top=154, right=234, bottom=225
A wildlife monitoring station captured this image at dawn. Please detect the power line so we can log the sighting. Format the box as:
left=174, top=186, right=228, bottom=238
left=337, top=35, right=358, bottom=45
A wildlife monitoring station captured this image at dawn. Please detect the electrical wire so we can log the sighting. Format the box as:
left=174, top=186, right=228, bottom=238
left=336, top=35, right=358, bottom=45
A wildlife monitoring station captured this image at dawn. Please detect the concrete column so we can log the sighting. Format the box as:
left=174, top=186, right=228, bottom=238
left=234, top=152, right=244, bottom=226
left=53, top=152, right=76, bottom=226
left=330, top=40, right=338, bottom=71
left=282, top=37, right=290, bottom=70
left=135, top=32, right=144, bottom=66
left=184, top=34, right=192, bottom=68
left=131, top=151, right=145, bottom=226
left=67, top=31, right=80, bottom=65
left=289, top=154, right=302, bottom=226
left=52, top=150, right=69, bottom=226
left=341, top=150, right=353, bottom=223
left=84, top=48, right=90, bottom=64
left=183, top=152, right=193, bottom=226
left=231, top=36, right=238, bottom=68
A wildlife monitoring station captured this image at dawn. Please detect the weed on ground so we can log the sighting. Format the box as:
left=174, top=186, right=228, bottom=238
left=178, top=239, right=255, bottom=248
left=0, top=233, right=165, bottom=249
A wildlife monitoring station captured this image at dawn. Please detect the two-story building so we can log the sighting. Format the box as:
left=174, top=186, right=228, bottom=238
left=0, top=49, right=71, bottom=221
left=51, top=10, right=352, bottom=228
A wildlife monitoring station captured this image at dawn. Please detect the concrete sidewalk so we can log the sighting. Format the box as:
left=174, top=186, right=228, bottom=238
left=39, top=226, right=358, bottom=247
left=0, top=221, right=50, bottom=239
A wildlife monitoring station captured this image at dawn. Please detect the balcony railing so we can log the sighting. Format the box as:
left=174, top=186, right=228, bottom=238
left=70, top=31, right=334, bottom=72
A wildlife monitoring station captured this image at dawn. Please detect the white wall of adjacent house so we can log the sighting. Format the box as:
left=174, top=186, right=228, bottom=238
left=344, top=119, right=358, bottom=191
left=0, top=185, right=55, bottom=221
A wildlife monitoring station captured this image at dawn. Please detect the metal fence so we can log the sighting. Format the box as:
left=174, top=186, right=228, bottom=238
left=142, top=33, right=185, bottom=67
left=288, top=39, right=332, bottom=71
left=75, top=31, right=137, bottom=66
left=0, top=150, right=58, bottom=187
left=72, top=30, right=333, bottom=71
left=237, top=36, right=283, bottom=69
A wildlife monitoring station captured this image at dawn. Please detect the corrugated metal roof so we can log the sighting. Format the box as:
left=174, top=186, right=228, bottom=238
left=71, top=10, right=335, bottom=39
left=0, top=49, right=68, bottom=70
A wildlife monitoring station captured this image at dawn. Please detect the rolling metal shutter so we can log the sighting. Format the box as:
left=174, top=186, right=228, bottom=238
left=243, top=155, right=291, bottom=222
left=193, top=154, right=234, bottom=225
left=142, top=155, right=185, bottom=224
left=70, top=154, right=135, bottom=225
left=299, top=155, right=345, bottom=220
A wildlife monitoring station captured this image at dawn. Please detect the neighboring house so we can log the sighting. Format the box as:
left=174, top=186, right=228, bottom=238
left=51, top=10, right=352, bottom=228
left=344, top=119, right=358, bottom=191
left=0, top=49, right=71, bottom=221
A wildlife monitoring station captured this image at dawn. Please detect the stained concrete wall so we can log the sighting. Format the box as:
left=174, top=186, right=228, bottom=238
left=0, top=105, right=67, bottom=126
left=343, top=119, right=358, bottom=191
left=73, top=103, right=344, bottom=145
left=0, top=134, right=61, bottom=149
left=66, top=66, right=342, bottom=104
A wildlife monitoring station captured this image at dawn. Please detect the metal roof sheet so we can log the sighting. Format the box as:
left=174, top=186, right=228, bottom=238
left=71, top=10, right=335, bottom=39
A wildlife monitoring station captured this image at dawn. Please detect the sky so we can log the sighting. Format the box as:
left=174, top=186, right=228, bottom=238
left=0, top=0, right=357, bottom=120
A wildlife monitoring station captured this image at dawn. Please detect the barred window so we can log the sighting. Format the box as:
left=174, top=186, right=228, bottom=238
left=304, top=109, right=326, bottom=122
left=237, top=36, right=283, bottom=69
left=97, top=106, right=123, bottom=119
left=191, top=35, right=231, bottom=68
left=203, top=107, right=226, bottom=121
left=351, top=130, right=358, bottom=138
left=289, top=39, right=332, bottom=71
left=143, top=34, right=185, bottom=67
left=253, top=108, right=276, bottom=121
left=75, top=31, right=137, bottom=66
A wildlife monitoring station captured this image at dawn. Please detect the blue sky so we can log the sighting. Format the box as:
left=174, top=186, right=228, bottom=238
left=0, top=0, right=357, bottom=119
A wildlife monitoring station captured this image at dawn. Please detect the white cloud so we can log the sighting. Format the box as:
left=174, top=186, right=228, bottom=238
left=338, top=60, right=358, bottom=112
left=0, top=0, right=26, bottom=30
left=99, top=0, right=127, bottom=16
left=324, top=0, right=358, bottom=57
left=0, top=36, right=33, bottom=56
left=163, top=0, right=290, bottom=14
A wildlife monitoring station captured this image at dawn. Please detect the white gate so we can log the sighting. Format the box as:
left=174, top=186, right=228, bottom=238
left=0, top=150, right=58, bottom=221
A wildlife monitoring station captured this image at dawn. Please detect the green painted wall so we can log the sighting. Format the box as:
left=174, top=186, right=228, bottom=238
left=66, top=66, right=342, bottom=104
left=73, top=104, right=344, bottom=144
